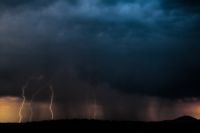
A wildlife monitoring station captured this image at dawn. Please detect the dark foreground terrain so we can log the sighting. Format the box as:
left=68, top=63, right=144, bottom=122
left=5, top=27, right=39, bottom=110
left=0, top=116, right=200, bottom=131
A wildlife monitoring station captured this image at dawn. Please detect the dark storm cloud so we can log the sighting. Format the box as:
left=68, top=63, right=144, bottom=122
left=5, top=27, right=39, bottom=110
left=162, top=0, right=200, bottom=12
left=0, top=0, right=200, bottom=103
left=0, top=0, right=37, bottom=6
left=0, top=0, right=56, bottom=8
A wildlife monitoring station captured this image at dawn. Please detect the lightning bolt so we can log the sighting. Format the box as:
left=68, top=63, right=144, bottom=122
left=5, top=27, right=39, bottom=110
left=19, top=87, right=25, bottom=123
left=30, top=71, right=62, bottom=121
left=49, top=85, right=54, bottom=120
left=18, top=76, right=43, bottom=123
left=18, top=80, right=30, bottom=123
left=28, top=75, right=56, bottom=121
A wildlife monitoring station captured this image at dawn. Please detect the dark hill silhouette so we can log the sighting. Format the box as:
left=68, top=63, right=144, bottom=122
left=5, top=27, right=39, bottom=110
left=1, top=116, right=200, bottom=130
left=173, top=116, right=198, bottom=122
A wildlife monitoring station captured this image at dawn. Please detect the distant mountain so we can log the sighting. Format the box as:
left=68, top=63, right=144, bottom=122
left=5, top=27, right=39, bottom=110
left=173, top=116, right=198, bottom=123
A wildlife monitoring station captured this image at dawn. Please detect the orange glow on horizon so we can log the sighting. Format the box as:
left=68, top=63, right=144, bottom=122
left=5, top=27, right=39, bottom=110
left=0, top=96, right=59, bottom=123
left=183, top=104, right=200, bottom=119
left=0, top=97, right=21, bottom=123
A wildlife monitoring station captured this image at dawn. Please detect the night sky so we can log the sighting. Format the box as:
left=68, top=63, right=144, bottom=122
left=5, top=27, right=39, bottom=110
left=0, top=0, right=200, bottom=122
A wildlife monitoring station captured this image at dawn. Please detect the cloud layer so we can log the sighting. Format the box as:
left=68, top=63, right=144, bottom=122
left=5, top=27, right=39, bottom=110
left=0, top=0, right=200, bottom=120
